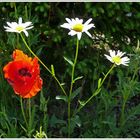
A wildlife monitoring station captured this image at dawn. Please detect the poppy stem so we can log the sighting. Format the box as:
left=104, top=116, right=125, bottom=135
left=20, top=33, right=67, bottom=96
left=20, top=97, right=28, bottom=130
left=28, top=98, right=31, bottom=132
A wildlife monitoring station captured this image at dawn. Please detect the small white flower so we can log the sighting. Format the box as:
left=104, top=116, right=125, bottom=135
left=4, top=17, right=33, bottom=37
left=60, top=18, right=95, bottom=40
left=104, top=50, right=130, bottom=66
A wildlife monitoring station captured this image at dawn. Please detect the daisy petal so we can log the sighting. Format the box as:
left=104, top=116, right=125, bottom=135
left=18, top=17, right=22, bottom=24
left=23, top=22, right=32, bottom=27
left=23, top=30, right=29, bottom=37
left=109, top=50, right=116, bottom=57
left=4, top=26, right=12, bottom=30
left=85, top=31, right=92, bottom=38
left=4, top=17, right=33, bottom=37
left=105, top=50, right=130, bottom=66
left=77, top=32, right=82, bottom=40
left=68, top=30, right=77, bottom=36
left=7, top=22, right=15, bottom=28
left=84, top=18, right=92, bottom=25
left=104, top=54, right=113, bottom=63
left=60, top=23, right=71, bottom=29
left=25, top=26, right=34, bottom=30
left=61, top=17, right=94, bottom=40
left=65, top=18, right=72, bottom=24
left=84, top=24, right=95, bottom=31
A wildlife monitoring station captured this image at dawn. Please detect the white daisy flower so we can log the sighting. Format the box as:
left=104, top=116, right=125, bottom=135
left=104, top=50, right=130, bottom=66
left=60, top=18, right=95, bottom=40
left=4, top=17, right=33, bottom=37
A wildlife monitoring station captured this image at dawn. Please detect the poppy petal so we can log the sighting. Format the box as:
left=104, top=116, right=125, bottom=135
left=3, top=49, right=43, bottom=98
left=22, top=76, right=43, bottom=98
left=13, top=49, right=32, bottom=63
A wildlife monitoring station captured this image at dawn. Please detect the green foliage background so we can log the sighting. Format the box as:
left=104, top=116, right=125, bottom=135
left=0, top=2, right=140, bottom=138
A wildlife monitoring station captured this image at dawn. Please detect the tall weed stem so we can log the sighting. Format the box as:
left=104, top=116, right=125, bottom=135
left=120, top=100, right=126, bottom=127
left=73, top=64, right=115, bottom=116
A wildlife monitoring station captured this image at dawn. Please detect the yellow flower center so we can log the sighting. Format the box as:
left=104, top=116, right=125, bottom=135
left=72, top=24, right=84, bottom=32
left=112, top=56, right=121, bottom=64
left=16, top=26, right=24, bottom=32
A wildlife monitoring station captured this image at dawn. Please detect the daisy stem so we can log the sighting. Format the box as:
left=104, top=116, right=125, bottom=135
left=68, top=38, right=79, bottom=137
left=20, top=34, right=51, bottom=74
left=100, top=63, right=115, bottom=86
left=72, top=64, right=115, bottom=117
left=20, top=34, right=67, bottom=96
left=20, top=97, right=28, bottom=130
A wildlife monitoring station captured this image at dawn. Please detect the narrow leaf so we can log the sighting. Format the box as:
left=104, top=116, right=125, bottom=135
left=73, top=76, right=83, bottom=83
left=70, top=87, right=82, bottom=100
left=71, top=115, right=81, bottom=128
left=135, top=39, right=140, bottom=53
left=75, top=115, right=81, bottom=127
left=93, top=88, right=101, bottom=97
left=56, top=95, right=68, bottom=102
left=51, top=64, right=55, bottom=76
left=78, top=100, right=85, bottom=106
left=63, top=56, right=73, bottom=66
left=137, top=39, right=139, bottom=49
left=60, top=83, right=65, bottom=86
left=98, top=78, right=102, bottom=88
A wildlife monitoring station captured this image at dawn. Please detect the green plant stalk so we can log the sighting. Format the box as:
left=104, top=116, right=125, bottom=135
left=131, top=66, right=140, bottom=81
left=25, top=5, right=28, bottom=20
left=28, top=98, right=31, bottom=137
left=120, top=64, right=140, bottom=127
left=28, top=98, right=31, bottom=124
left=20, top=97, right=28, bottom=130
left=100, top=64, right=115, bottom=86
left=13, top=3, right=21, bottom=50
left=68, top=39, right=79, bottom=137
left=14, top=3, right=18, bottom=19
left=73, top=64, right=115, bottom=116
left=20, top=33, right=67, bottom=96
left=120, top=100, right=126, bottom=127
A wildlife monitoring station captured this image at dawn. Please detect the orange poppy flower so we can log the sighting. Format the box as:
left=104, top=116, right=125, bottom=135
left=3, top=49, right=43, bottom=98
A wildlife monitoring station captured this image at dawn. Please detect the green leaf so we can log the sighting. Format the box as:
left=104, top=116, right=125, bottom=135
left=73, top=115, right=81, bottom=127
left=63, top=56, right=73, bottom=66
left=93, top=88, right=101, bottom=97
left=69, top=115, right=81, bottom=135
left=137, top=39, right=140, bottom=48
left=60, top=83, right=65, bottom=86
left=50, top=114, right=66, bottom=128
left=70, top=87, right=82, bottom=100
left=73, top=76, right=83, bottom=83
left=55, top=95, right=68, bottom=102
left=51, top=64, right=55, bottom=76
left=19, top=123, right=27, bottom=133
left=78, top=100, right=85, bottom=106
left=98, top=78, right=102, bottom=88
left=135, top=39, right=140, bottom=53
left=126, top=103, right=140, bottom=124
